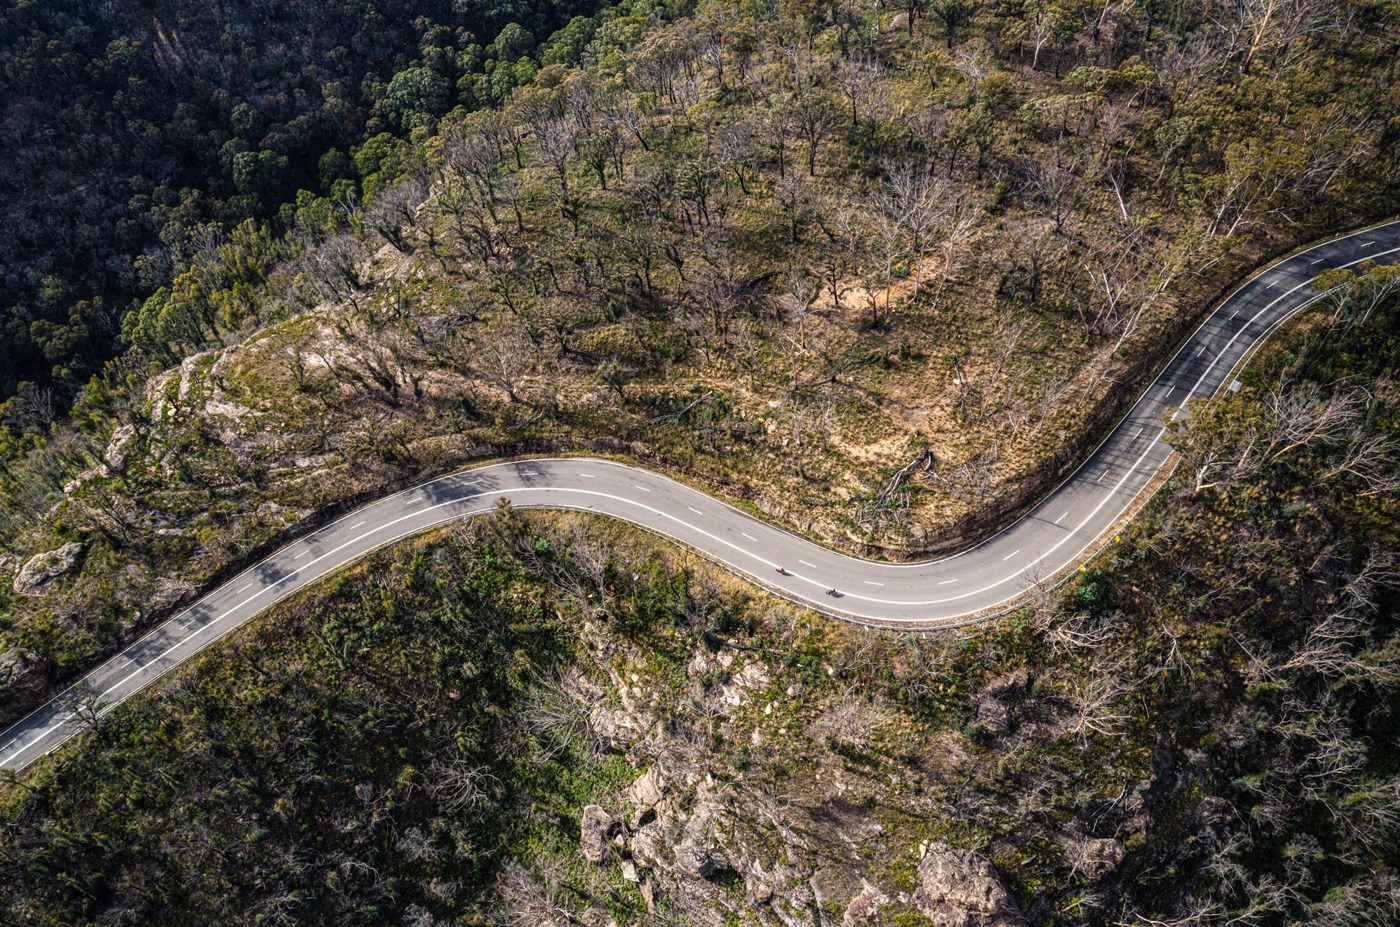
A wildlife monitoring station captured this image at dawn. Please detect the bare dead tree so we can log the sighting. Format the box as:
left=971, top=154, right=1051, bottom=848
left=497, top=859, right=573, bottom=927
left=58, top=679, right=106, bottom=730
left=426, top=747, right=500, bottom=813
left=475, top=322, right=536, bottom=405
left=1213, top=0, right=1339, bottom=75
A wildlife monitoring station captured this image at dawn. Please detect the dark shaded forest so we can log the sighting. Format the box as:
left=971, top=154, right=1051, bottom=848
left=0, top=0, right=600, bottom=419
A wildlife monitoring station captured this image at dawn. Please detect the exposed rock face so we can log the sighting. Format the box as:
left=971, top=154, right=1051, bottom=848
left=13, top=542, right=85, bottom=596
left=151, top=577, right=196, bottom=611
left=717, top=661, right=770, bottom=710
left=913, top=844, right=1026, bottom=927
left=672, top=798, right=729, bottom=878
left=623, top=765, right=666, bottom=824
left=974, top=670, right=1029, bottom=737
left=104, top=424, right=138, bottom=470
left=842, top=881, right=890, bottom=925
left=0, top=648, right=51, bottom=700
left=589, top=703, right=646, bottom=749
left=62, top=464, right=108, bottom=494
left=581, top=805, right=619, bottom=864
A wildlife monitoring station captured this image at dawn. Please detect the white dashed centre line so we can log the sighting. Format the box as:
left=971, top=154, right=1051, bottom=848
left=798, top=559, right=816, bottom=568
left=8, top=224, right=1400, bottom=773
left=688, top=506, right=703, bottom=514
left=938, top=578, right=957, bottom=585
left=1133, top=426, right=1144, bottom=439
left=1055, top=511, right=1069, bottom=524
left=634, top=485, right=651, bottom=493
left=234, top=583, right=252, bottom=594
left=580, top=473, right=596, bottom=478
left=292, top=549, right=308, bottom=560
left=1266, top=280, right=1278, bottom=289
left=741, top=532, right=756, bottom=541
left=865, top=581, right=884, bottom=587
left=1310, top=257, right=1324, bottom=265
left=1002, top=549, right=1022, bottom=562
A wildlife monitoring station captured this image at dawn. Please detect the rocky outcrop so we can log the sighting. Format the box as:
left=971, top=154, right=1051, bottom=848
left=0, top=648, right=53, bottom=730
left=61, top=464, right=108, bottom=494
left=913, top=844, right=1026, bottom=927
left=672, top=798, right=728, bottom=878
left=104, top=424, right=138, bottom=470
left=0, top=648, right=51, bottom=700
left=842, top=881, right=890, bottom=926
left=717, top=660, right=770, bottom=710
left=589, top=703, right=646, bottom=749
left=151, top=577, right=197, bottom=611
left=973, top=670, right=1030, bottom=737
left=13, top=542, right=84, bottom=596
left=622, top=765, right=666, bottom=825
left=581, top=805, right=619, bottom=864
left=622, top=784, right=746, bottom=927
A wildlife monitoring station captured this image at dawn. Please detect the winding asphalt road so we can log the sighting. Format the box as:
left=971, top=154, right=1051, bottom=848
left=2, top=221, right=1399, bottom=772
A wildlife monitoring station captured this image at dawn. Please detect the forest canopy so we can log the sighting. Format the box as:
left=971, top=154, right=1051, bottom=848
left=0, top=0, right=1399, bottom=922
left=0, top=0, right=604, bottom=422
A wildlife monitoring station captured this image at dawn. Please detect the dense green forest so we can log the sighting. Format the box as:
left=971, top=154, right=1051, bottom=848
left=1, top=267, right=1396, bottom=925
left=0, top=0, right=602, bottom=419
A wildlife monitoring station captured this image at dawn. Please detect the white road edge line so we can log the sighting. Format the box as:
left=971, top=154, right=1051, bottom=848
left=6, top=233, right=1399, bottom=771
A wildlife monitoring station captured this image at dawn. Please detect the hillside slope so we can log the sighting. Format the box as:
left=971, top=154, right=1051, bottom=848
left=3, top=0, right=1399, bottom=723
left=2, top=268, right=1397, bottom=926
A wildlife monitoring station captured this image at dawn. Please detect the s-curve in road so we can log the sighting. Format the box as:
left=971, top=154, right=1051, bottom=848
left=3, top=221, right=1400, bottom=772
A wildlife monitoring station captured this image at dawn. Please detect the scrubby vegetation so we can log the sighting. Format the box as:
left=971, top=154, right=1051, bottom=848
left=3, top=0, right=1399, bottom=710
left=1, top=268, right=1397, bottom=926
left=1, top=0, right=604, bottom=414
left=1, top=1, right=1398, bottom=923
